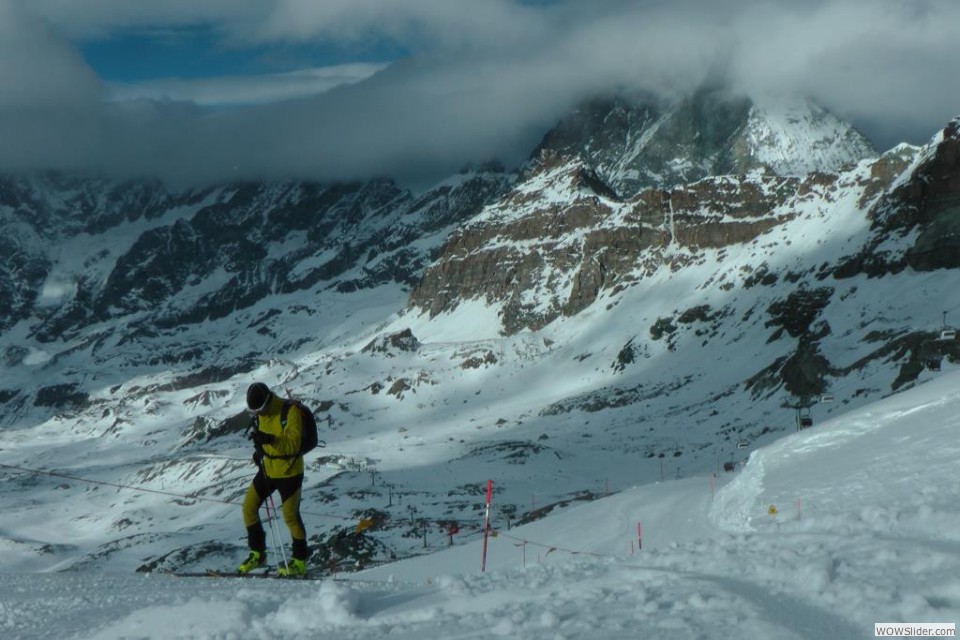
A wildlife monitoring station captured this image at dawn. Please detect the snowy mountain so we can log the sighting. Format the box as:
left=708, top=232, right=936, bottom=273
left=1, top=85, right=959, bottom=634
left=534, top=88, right=876, bottom=198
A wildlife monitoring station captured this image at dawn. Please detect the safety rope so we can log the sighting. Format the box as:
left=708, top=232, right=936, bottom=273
left=496, top=531, right=612, bottom=560
left=0, top=462, right=630, bottom=568
left=0, top=461, right=485, bottom=529
left=0, top=461, right=351, bottom=522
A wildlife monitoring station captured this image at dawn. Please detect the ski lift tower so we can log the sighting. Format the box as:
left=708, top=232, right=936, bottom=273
left=922, top=311, right=956, bottom=371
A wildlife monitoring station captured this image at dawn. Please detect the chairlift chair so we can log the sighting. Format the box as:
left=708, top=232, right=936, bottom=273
left=928, top=356, right=943, bottom=371
left=939, top=329, right=956, bottom=341
left=799, top=417, right=813, bottom=428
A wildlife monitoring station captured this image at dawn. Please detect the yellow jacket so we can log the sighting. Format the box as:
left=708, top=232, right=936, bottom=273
left=254, top=395, right=304, bottom=478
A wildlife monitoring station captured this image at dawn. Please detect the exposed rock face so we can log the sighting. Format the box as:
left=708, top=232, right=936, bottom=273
left=2, top=167, right=511, bottom=343
left=832, top=119, right=960, bottom=278
left=901, top=118, right=960, bottom=271
left=765, top=287, right=834, bottom=340
left=410, top=152, right=816, bottom=334
left=408, top=103, right=960, bottom=339
left=0, top=174, right=214, bottom=334
left=407, top=90, right=887, bottom=336
left=362, top=328, right=421, bottom=357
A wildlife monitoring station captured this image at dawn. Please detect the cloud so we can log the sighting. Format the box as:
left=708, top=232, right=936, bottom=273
left=1, top=0, right=959, bottom=185
left=0, top=1, right=104, bottom=170
left=721, top=0, right=960, bottom=149
left=254, top=0, right=550, bottom=51
left=106, top=63, right=389, bottom=107
left=0, top=2, right=102, bottom=108
left=12, top=0, right=267, bottom=39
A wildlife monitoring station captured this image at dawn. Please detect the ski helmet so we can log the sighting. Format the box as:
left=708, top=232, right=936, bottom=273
left=246, top=382, right=272, bottom=413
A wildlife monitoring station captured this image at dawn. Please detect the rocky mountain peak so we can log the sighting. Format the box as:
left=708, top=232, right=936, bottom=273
left=517, top=149, right=620, bottom=200
left=736, top=97, right=877, bottom=176
left=533, top=87, right=876, bottom=198
left=848, top=112, right=960, bottom=275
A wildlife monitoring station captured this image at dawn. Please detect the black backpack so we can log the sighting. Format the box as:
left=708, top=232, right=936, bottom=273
left=280, top=399, right=321, bottom=456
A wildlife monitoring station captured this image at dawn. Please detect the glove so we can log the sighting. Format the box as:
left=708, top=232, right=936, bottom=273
left=252, top=450, right=263, bottom=467
left=250, top=431, right=276, bottom=447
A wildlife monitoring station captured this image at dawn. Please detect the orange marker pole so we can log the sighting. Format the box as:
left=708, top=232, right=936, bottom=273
left=481, top=480, right=493, bottom=572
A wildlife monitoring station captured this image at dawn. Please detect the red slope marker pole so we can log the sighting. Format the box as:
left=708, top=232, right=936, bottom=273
left=481, top=480, right=493, bottom=572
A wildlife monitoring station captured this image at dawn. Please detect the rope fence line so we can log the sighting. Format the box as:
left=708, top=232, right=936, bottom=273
left=0, top=463, right=642, bottom=568
left=0, top=461, right=357, bottom=523
left=496, top=530, right=613, bottom=560
left=0, top=461, right=486, bottom=529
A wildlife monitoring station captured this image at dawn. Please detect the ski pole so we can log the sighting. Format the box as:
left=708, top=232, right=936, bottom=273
left=257, top=455, right=289, bottom=572
left=249, top=419, right=290, bottom=572
left=265, top=493, right=289, bottom=571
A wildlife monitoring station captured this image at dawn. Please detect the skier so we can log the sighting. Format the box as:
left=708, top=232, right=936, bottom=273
left=237, top=382, right=309, bottom=577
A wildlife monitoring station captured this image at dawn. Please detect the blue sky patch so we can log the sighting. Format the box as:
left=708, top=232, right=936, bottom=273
left=78, top=26, right=408, bottom=83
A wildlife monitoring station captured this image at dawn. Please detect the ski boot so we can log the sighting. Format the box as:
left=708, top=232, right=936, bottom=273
left=278, top=558, right=307, bottom=578
left=237, top=550, right=266, bottom=574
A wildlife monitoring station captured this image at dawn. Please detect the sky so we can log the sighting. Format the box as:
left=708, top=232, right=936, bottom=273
left=1, top=0, right=959, bottom=187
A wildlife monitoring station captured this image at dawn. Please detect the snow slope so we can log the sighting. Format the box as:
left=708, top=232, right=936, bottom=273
left=3, top=369, right=958, bottom=639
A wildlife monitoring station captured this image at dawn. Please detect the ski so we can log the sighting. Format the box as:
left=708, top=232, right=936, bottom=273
left=165, top=568, right=316, bottom=580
